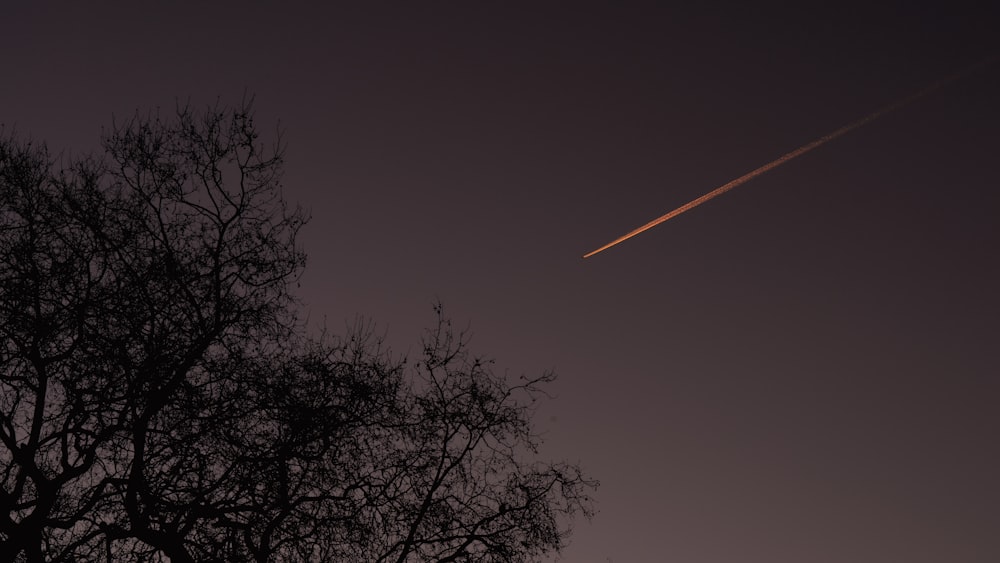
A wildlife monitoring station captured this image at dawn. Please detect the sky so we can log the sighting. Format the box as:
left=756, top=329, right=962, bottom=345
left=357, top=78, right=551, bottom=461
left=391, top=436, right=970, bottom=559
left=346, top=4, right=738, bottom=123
left=3, top=3, right=999, bottom=561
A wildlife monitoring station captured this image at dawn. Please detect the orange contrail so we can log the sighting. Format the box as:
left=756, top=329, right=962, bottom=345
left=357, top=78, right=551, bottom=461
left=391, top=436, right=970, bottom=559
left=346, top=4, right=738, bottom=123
left=582, top=57, right=997, bottom=259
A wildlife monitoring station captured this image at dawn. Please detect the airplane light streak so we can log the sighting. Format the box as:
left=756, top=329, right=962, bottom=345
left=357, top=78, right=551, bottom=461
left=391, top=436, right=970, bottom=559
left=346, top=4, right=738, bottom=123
left=582, top=57, right=998, bottom=259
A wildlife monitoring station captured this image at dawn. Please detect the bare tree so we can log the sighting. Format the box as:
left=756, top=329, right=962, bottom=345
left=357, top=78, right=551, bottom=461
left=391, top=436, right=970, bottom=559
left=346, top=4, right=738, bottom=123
left=0, top=102, right=595, bottom=562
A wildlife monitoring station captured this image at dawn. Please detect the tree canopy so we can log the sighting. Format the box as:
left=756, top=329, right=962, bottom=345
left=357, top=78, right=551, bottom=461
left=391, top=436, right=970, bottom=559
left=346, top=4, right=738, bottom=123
left=0, top=102, right=596, bottom=562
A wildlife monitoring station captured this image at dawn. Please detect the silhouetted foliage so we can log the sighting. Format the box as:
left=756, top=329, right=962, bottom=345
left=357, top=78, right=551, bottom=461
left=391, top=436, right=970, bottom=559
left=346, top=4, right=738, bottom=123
left=0, top=102, right=596, bottom=562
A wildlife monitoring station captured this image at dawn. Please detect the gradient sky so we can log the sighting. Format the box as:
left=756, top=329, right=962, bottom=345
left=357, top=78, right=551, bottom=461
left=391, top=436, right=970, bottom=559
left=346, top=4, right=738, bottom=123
left=4, top=3, right=999, bottom=561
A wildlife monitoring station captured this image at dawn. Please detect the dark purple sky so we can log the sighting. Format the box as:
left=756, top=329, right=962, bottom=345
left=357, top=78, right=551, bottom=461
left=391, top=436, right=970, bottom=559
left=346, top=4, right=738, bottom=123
left=4, top=3, right=999, bottom=561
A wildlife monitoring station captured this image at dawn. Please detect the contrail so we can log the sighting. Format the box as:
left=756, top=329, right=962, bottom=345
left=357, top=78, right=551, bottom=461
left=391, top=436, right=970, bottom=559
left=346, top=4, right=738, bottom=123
left=582, top=57, right=998, bottom=259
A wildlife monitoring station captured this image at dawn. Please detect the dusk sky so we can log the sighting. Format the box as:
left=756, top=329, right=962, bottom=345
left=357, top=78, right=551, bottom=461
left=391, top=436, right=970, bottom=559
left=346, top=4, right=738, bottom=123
left=4, top=3, right=999, bottom=561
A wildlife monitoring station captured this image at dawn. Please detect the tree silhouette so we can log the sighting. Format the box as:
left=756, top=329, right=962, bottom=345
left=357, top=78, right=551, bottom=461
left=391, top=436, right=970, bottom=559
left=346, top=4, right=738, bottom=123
left=0, top=102, right=595, bottom=562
